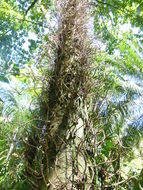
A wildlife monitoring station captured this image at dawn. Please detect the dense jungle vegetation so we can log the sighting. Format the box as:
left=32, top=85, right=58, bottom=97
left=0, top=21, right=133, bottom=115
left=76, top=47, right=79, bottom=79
left=0, top=0, right=143, bottom=189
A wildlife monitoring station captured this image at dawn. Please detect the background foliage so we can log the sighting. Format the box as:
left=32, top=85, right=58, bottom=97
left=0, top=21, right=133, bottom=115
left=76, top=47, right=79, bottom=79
left=0, top=0, right=143, bottom=189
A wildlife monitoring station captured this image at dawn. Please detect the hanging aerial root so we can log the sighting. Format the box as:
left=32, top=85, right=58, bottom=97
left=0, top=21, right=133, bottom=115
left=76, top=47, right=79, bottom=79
left=24, top=0, right=95, bottom=189
left=37, top=0, right=94, bottom=189
left=47, top=0, right=92, bottom=136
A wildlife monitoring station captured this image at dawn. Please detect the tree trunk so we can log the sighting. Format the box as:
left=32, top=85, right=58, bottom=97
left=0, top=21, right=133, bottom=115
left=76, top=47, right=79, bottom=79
left=43, top=0, right=92, bottom=189
left=25, top=1, right=92, bottom=189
